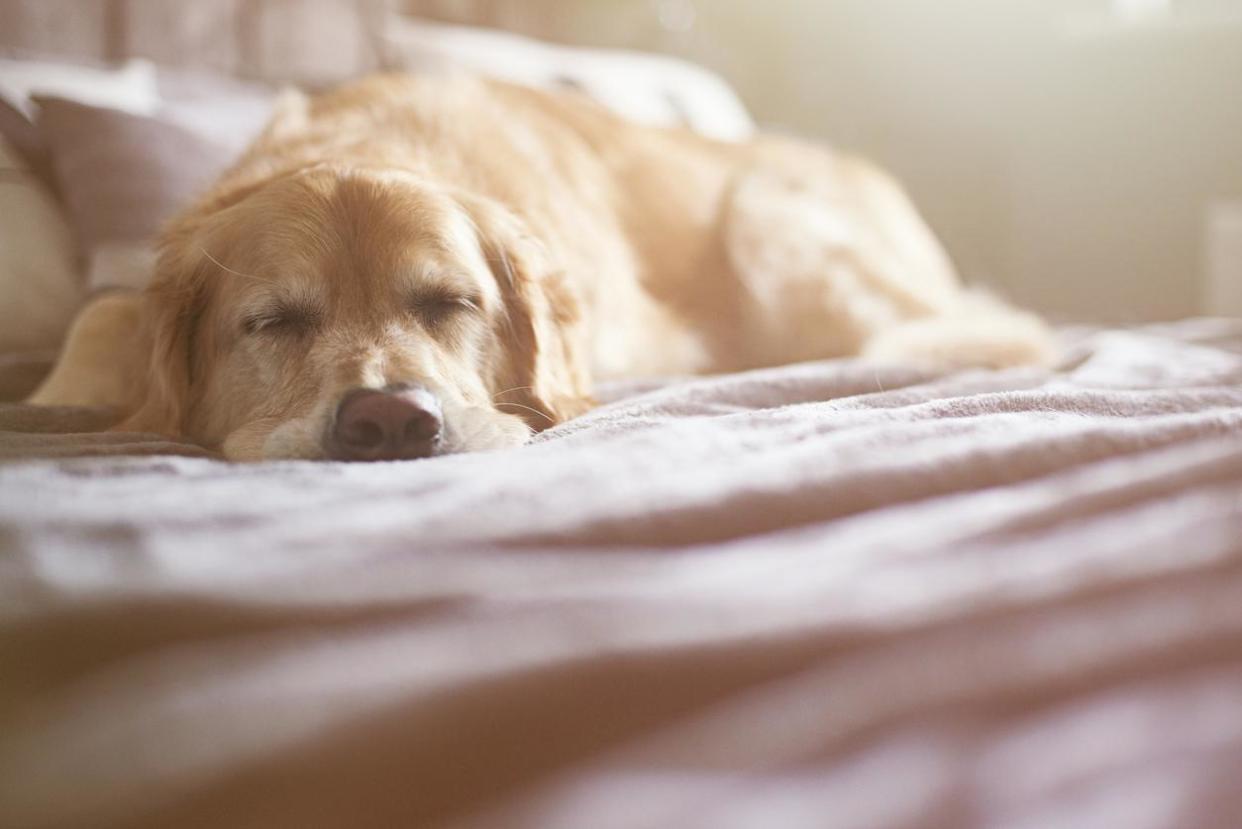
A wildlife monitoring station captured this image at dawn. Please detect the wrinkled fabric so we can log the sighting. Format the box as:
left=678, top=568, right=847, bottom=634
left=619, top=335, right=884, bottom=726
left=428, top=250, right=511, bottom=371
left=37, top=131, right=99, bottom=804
left=1, top=319, right=1241, bottom=829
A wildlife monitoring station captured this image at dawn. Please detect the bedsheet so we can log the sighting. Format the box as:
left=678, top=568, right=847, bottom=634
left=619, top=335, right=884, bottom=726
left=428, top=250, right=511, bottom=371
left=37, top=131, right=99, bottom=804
left=2, top=319, right=1241, bottom=828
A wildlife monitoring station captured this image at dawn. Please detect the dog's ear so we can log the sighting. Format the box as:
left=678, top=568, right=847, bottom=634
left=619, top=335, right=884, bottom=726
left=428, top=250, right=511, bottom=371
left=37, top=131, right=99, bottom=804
left=115, top=237, right=209, bottom=437
left=464, top=197, right=594, bottom=429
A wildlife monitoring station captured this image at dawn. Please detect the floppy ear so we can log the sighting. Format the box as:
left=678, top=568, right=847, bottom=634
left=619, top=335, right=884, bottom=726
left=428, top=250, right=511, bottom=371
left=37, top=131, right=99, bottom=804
left=115, top=240, right=208, bottom=437
left=116, top=170, right=292, bottom=438
left=465, top=197, right=594, bottom=429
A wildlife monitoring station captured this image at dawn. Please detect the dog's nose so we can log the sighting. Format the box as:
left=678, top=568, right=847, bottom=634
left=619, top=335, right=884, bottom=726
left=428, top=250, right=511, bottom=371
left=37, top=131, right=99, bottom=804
left=329, top=386, right=443, bottom=461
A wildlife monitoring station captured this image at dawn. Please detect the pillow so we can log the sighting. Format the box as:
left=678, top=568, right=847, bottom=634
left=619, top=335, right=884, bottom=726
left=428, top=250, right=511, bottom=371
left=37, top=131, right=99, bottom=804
left=0, top=56, right=159, bottom=120
left=381, top=17, right=754, bottom=142
left=0, top=57, right=161, bottom=191
left=0, top=136, right=81, bottom=352
left=0, top=351, right=57, bottom=402
left=0, top=95, right=48, bottom=182
left=35, top=92, right=273, bottom=292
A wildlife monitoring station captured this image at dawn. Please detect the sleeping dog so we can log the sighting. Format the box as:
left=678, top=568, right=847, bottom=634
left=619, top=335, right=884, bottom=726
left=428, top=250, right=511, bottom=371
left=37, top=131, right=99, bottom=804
left=33, top=74, right=1052, bottom=460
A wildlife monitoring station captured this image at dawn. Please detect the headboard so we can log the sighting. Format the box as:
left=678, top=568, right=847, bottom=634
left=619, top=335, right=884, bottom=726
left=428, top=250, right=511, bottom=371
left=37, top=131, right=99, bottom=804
left=0, top=0, right=641, bottom=86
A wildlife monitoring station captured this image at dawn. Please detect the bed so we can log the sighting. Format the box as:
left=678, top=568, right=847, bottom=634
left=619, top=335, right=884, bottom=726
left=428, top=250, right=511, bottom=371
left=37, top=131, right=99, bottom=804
left=2, top=319, right=1241, bottom=828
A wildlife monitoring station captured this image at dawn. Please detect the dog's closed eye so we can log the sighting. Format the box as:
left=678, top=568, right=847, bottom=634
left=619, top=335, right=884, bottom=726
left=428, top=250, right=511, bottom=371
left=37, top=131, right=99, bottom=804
left=407, top=287, right=482, bottom=329
left=242, top=301, right=324, bottom=337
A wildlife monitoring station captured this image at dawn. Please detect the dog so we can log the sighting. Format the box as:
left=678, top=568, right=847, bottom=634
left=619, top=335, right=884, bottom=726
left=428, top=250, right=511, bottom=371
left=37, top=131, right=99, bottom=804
left=32, top=74, right=1053, bottom=461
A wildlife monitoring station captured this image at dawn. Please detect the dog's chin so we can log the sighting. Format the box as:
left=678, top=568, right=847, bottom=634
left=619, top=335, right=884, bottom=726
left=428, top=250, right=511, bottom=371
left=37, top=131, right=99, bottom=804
left=218, top=406, right=533, bottom=462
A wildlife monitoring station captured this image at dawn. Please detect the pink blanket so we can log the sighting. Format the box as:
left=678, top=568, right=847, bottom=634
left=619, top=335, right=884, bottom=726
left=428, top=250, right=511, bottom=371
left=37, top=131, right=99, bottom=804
left=2, top=319, right=1241, bottom=828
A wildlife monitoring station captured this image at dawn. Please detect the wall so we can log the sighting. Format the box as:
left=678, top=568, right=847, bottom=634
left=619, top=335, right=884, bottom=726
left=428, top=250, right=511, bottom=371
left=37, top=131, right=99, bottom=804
left=675, top=0, right=1242, bottom=322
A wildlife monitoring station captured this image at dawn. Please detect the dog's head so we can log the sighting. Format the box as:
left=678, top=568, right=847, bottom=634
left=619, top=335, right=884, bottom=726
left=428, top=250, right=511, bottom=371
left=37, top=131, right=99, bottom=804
left=122, top=166, right=591, bottom=460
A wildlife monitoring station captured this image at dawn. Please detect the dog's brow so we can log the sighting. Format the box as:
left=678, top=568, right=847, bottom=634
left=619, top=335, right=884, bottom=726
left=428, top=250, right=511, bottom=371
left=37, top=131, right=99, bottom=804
left=247, top=278, right=323, bottom=308
left=402, top=260, right=477, bottom=294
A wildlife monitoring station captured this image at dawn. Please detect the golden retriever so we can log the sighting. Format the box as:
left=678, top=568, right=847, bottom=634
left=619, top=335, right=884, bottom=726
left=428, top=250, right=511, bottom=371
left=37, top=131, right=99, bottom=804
left=33, top=74, right=1052, bottom=461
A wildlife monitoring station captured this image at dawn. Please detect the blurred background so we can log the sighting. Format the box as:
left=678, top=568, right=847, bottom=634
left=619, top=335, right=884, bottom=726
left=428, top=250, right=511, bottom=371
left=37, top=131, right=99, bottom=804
left=2, top=0, right=1240, bottom=332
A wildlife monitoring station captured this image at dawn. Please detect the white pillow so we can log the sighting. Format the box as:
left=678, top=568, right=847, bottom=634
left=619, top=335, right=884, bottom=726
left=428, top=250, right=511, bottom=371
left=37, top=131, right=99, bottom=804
left=382, top=18, right=754, bottom=142
left=0, top=56, right=159, bottom=119
left=0, top=137, right=82, bottom=352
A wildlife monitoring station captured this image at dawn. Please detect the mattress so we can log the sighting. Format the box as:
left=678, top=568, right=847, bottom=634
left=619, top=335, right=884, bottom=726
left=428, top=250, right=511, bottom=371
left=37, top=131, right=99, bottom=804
left=2, top=319, right=1241, bottom=828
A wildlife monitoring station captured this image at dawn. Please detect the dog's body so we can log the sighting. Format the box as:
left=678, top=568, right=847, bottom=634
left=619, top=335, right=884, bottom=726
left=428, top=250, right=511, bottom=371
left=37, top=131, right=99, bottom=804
left=34, top=74, right=1052, bottom=460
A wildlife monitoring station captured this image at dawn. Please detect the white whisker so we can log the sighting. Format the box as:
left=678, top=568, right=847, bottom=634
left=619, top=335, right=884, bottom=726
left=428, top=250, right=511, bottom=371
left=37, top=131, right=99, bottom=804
left=493, top=401, right=555, bottom=425
left=201, top=248, right=277, bottom=286
left=491, top=385, right=536, bottom=400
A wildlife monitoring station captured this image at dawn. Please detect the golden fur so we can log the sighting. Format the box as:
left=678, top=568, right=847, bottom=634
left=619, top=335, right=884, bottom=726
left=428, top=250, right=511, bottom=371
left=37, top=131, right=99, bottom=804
left=33, top=74, right=1052, bottom=460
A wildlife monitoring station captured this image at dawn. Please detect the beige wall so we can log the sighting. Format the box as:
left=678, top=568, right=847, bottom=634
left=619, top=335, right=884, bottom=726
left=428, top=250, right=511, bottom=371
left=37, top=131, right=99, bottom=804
left=664, top=0, right=1242, bottom=322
